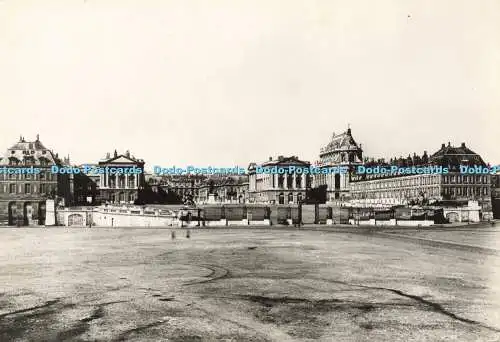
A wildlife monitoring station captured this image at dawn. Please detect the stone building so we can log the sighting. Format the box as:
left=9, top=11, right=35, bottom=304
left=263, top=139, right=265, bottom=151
left=157, top=174, right=207, bottom=203
left=248, top=156, right=312, bottom=204
left=492, top=170, right=500, bottom=219
left=0, top=135, right=72, bottom=226
left=97, top=150, right=145, bottom=204
left=349, top=142, right=493, bottom=218
left=197, top=175, right=249, bottom=204
left=315, top=127, right=364, bottom=203
left=73, top=164, right=100, bottom=205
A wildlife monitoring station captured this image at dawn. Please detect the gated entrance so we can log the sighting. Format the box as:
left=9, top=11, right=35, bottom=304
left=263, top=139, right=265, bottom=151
left=301, top=204, right=317, bottom=224
left=68, top=214, right=84, bottom=226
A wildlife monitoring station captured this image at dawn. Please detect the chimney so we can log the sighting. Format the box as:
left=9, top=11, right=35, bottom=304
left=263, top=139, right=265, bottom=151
left=36, top=134, right=39, bottom=141
left=269, top=156, right=272, bottom=161
left=441, top=143, right=445, bottom=149
left=114, top=150, right=118, bottom=157
left=461, top=142, right=466, bottom=148
left=126, top=150, right=130, bottom=157
left=106, top=152, right=110, bottom=159
left=448, top=142, right=451, bottom=147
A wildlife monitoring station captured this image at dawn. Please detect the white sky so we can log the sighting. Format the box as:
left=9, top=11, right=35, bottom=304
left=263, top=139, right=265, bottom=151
left=1, top=0, right=499, bottom=170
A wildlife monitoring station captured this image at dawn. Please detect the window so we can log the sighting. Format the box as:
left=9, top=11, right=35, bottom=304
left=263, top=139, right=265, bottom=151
left=40, top=184, right=45, bottom=194
left=24, top=184, right=31, bottom=193
left=9, top=184, right=16, bottom=193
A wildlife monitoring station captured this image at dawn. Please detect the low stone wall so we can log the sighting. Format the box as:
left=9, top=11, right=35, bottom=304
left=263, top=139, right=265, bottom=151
left=347, top=218, right=434, bottom=227
left=55, top=205, right=270, bottom=227
left=52, top=203, right=486, bottom=228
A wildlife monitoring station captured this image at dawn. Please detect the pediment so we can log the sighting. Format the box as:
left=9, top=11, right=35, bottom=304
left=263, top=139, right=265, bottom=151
left=104, top=155, right=139, bottom=164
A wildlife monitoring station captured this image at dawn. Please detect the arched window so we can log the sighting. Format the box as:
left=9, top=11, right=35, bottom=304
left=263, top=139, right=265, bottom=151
left=288, top=193, right=294, bottom=204
left=278, top=193, right=285, bottom=205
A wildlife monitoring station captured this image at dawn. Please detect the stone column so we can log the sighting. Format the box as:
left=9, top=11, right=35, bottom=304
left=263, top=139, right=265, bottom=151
left=292, top=174, right=296, bottom=189
left=283, top=173, right=288, bottom=189
left=274, top=174, right=278, bottom=189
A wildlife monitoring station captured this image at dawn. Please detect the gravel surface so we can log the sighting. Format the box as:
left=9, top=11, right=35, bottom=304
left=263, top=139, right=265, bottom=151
left=1, top=226, right=499, bottom=341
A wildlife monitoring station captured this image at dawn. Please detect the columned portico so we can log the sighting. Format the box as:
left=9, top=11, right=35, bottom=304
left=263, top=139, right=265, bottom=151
left=97, top=151, right=145, bottom=204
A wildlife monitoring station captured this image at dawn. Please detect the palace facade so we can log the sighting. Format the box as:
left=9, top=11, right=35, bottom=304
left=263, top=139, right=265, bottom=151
left=315, top=128, right=363, bottom=203
left=248, top=156, right=312, bottom=204
left=0, top=136, right=73, bottom=226
left=492, top=170, right=500, bottom=219
left=97, top=151, right=145, bottom=204
left=348, top=142, right=493, bottom=218
left=196, top=175, right=248, bottom=204
left=151, top=174, right=249, bottom=204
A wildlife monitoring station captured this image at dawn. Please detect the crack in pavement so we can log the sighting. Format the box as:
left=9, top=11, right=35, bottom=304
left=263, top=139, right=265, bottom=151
left=311, top=277, right=500, bottom=333
left=0, top=299, right=60, bottom=319
left=111, top=320, right=168, bottom=342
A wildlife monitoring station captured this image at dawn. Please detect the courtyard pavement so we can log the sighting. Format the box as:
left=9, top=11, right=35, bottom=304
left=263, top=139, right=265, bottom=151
left=1, top=225, right=500, bottom=341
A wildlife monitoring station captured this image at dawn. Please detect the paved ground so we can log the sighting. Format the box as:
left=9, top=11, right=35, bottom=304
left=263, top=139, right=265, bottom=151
left=1, top=225, right=500, bottom=341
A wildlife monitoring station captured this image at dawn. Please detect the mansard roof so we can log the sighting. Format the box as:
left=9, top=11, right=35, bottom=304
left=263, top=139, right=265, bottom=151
left=430, top=142, right=486, bottom=166
left=320, top=128, right=362, bottom=156
left=0, top=135, right=60, bottom=165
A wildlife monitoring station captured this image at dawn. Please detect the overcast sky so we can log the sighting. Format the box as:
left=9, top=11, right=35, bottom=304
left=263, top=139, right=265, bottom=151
left=1, top=0, right=499, bottom=170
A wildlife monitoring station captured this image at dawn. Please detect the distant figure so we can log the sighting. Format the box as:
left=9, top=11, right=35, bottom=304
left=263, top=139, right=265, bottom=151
left=171, top=230, right=176, bottom=240
left=186, top=229, right=190, bottom=239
